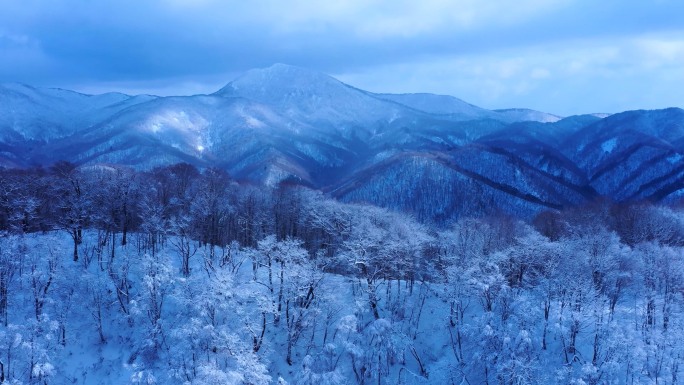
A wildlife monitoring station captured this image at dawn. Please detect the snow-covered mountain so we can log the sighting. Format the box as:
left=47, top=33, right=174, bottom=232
left=0, top=83, right=156, bottom=142
left=374, top=92, right=500, bottom=120
left=1, top=64, right=683, bottom=221
left=494, top=108, right=562, bottom=123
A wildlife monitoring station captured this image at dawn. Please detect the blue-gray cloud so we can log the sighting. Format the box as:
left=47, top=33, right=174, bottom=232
left=1, top=0, right=683, bottom=114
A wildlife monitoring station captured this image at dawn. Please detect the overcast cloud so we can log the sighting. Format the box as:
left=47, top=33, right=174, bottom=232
left=1, top=0, right=683, bottom=115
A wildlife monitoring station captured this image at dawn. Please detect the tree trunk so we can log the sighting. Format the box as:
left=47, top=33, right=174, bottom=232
left=367, top=277, right=380, bottom=320
left=122, top=202, right=128, bottom=246
left=542, top=298, right=551, bottom=350
left=276, top=260, right=284, bottom=325
left=72, top=230, right=79, bottom=262
left=253, top=312, right=266, bottom=352
left=111, top=231, right=116, bottom=263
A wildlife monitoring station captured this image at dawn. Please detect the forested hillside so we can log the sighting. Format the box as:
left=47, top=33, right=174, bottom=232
left=1, top=163, right=683, bottom=384
left=3, top=66, right=684, bottom=225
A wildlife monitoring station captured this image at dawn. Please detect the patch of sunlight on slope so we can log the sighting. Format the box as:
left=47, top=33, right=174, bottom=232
left=601, top=137, right=617, bottom=153
left=140, top=110, right=208, bottom=134
left=667, top=153, right=682, bottom=164
left=139, top=109, right=210, bottom=152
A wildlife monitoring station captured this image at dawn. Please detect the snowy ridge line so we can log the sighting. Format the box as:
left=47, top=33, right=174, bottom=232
left=2, top=65, right=684, bottom=223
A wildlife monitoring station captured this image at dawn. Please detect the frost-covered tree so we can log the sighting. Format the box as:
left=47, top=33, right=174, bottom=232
left=137, top=189, right=169, bottom=256
left=339, top=206, right=432, bottom=321
left=255, top=235, right=324, bottom=365
left=167, top=262, right=271, bottom=384
left=0, top=235, right=20, bottom=327
left=49, top=161, right=92, bottom=262
left=294, top=352, right=346, bottom=385
left=135, top=252, right=174, bottom=359
left=0, top=323, right=22, bottom=383
left=189, top=168, right=233, bottom=252
left=170, top=212, right=197, bottom=277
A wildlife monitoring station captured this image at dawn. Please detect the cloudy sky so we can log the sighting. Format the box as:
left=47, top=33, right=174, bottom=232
left=1, top=0, right=683, bottom=116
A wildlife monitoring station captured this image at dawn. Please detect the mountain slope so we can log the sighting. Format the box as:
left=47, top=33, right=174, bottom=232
left=494, top=108, right=562, bottom=123
left=0, top=83, right=156, bottom=141
left=1, top=64, right=683, bottom=222
left=561, top=108, right=684, bottom=201
left=374, top=92, right=501, bottom=121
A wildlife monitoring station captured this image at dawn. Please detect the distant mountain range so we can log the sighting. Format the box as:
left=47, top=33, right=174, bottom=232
left=2, top=63, right=683, bottom=222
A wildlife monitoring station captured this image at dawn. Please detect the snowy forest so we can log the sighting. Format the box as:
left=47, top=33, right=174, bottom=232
left=1, top=162, right=683, bottom=384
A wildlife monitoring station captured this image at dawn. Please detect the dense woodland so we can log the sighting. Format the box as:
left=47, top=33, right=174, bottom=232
left=0, top=162, right=683, bottom=384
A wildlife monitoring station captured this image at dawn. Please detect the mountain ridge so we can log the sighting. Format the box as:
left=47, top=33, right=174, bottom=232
left=1, top=64, right=683, bottom=222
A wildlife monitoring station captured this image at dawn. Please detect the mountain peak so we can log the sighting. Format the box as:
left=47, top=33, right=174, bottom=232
left=214, top=63, right=348, bottom=101
left=261, top=63, right=322, bottom=76
left=236, top=63, right=330, bottom=83
left=211, top=64, right=402, bottom=124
